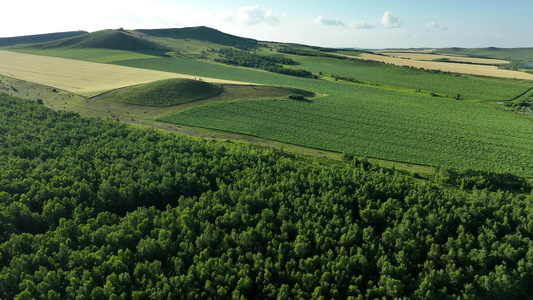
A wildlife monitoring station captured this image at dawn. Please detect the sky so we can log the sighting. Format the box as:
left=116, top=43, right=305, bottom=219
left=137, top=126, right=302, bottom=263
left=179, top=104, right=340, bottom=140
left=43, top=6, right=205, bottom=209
left=1, top=0, right=532, bottom=49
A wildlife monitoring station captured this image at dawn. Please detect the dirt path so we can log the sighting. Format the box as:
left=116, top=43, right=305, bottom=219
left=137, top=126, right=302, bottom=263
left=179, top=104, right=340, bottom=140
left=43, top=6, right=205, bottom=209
left=337, top=52, right=533, bottom=81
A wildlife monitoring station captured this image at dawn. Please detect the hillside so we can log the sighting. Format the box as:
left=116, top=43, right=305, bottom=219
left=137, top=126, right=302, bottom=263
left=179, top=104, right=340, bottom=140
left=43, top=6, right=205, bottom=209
left=0, top=31, right=87, bottom=47
left=92, top=78, right=314, bottom=107
left=16, top=26, right=257, bottom=55
left=136, top=26, right=258, bottom=49
left=27, top=29, right=168, bottom=55
left=93, top=78, right=223, bottom=106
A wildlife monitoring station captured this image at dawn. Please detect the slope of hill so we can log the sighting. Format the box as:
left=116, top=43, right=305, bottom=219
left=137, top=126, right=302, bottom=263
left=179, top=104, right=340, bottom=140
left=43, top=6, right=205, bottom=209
left=136, top=26, right=258, bottom=49
left=0, top=31, right=87, bottom=47
left=27, top=29, right=168, bottom=55
left=93, top=78, right=223, bottom=106
left=92, top=78, right=314, bottom=108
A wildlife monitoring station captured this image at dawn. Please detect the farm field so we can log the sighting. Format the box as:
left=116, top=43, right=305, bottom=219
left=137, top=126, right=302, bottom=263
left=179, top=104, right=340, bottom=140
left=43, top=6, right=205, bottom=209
left=340, top=52, right=533, bottom=80
left=375, top=52, right=510, bottom=65
left=292, top=56, right=529, bottom=101
left=10, top=48, right=160, bottom=63
left=0, top=50, right=250, bottom=96
left=435, top=47, right=533, bottom=61
left=161, top=84, right=533, bottom=176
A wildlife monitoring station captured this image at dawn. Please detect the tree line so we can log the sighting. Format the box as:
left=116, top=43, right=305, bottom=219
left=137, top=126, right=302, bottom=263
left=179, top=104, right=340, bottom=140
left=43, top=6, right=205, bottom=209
left=215, top=48, right=313, bottom=78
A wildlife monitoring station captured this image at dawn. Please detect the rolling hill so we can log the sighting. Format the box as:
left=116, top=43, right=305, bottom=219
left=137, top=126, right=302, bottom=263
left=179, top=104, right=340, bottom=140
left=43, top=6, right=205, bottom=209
left=12, top=26, right=258, bottom=56
left=24, top=29, right=168, bottom=55
left=136, top=26, right=258, bottom=49
left=0, top=30, right=87, bottom=47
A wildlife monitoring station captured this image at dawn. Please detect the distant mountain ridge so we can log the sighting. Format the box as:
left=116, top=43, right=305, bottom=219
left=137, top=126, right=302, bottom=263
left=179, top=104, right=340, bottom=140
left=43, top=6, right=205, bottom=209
left=0, top=31, right=87, bottom=47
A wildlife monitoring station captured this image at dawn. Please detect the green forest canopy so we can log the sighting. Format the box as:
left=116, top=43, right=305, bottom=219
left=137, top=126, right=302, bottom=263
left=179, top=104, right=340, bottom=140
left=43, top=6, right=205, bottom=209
left=1, top=92, right=533, bottom=299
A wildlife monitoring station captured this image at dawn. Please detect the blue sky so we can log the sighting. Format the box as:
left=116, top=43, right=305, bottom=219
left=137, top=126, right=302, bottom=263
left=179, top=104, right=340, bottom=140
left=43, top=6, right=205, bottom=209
left=1, top=0, right=531, bottom=48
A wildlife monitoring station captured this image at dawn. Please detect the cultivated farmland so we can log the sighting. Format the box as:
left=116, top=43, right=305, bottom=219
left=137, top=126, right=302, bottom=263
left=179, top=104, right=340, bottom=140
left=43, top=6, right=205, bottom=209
left=376, top=52, right=510, bottom=65
left=0, top=50, right=250, bottom=96
left=342, top=52, right=533, bottom=80
left=161, top=84, right=533, bottom=176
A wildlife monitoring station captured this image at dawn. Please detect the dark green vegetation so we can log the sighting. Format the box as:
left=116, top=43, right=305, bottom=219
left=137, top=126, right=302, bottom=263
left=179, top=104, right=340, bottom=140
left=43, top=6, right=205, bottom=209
left=0, top=31, right=87, bottom=47
left=4, top=27, right=533, bottom=177
left=3, top=94, right=533, bottom=299
left=215, top=48, right=312, bottom=78
left=92, top=79, right=222, bottom=107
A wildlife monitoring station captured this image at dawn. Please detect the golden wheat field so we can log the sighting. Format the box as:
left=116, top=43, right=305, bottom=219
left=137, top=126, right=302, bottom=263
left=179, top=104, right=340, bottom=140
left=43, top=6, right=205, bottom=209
left=343, top=52, right=533, bottom=80
left=0, top=50, right=249, bottom=96
left=379, top=52, right=510, bottom=65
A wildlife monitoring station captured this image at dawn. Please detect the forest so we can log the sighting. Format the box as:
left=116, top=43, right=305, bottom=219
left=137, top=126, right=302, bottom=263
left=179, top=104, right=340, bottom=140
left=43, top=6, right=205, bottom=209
left=215, top=48, right=313, bottom=78
left=1, top=92, right=533, bottom=299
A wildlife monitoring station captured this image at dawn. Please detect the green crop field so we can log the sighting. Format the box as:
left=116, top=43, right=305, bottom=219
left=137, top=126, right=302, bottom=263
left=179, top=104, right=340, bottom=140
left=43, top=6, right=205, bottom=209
left=161, top=84, right=533, bottom=176
left=294, top=55, right=531, bottom=101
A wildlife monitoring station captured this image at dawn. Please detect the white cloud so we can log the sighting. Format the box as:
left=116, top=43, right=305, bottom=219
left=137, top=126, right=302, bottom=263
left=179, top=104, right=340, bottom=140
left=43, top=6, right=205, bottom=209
left=351, top=21, right=377, bottom=29
left=314, top=16, right=345, bottom=26
left=231, top=5, right=279, bottom=26
left=380, top=11, right=401, bottom=28
left=350, top=11, right=402, bottom=30
left=426, top=22, right=446, bottom=30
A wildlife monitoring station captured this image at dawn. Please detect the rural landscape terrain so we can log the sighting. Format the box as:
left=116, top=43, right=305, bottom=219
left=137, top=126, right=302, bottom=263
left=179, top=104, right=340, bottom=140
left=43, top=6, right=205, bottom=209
left=1, top=26, right=533, bottom=298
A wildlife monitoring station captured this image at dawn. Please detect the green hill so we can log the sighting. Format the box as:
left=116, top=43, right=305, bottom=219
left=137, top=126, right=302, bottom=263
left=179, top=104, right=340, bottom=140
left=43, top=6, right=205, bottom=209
left=136, top=26, right=258, bottom=49
left=16, top=26, right=257, bottom=55
left=92, top=78, right=314, bottom=107
left=27, top=29, right=168, bottom=55
left=92, top=78, right=223, bottom=106
left=0, top=31, right=87, bottom=47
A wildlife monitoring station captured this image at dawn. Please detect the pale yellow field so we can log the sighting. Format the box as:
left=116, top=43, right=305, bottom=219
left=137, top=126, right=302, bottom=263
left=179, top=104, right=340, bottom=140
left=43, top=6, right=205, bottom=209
left=380, top=52, right=510, bottom=65
left=341, top=53, right=533, bottom=80
left=374, top=49, right=437, bottom=54
left=0, top=50, right=251, bottom=96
